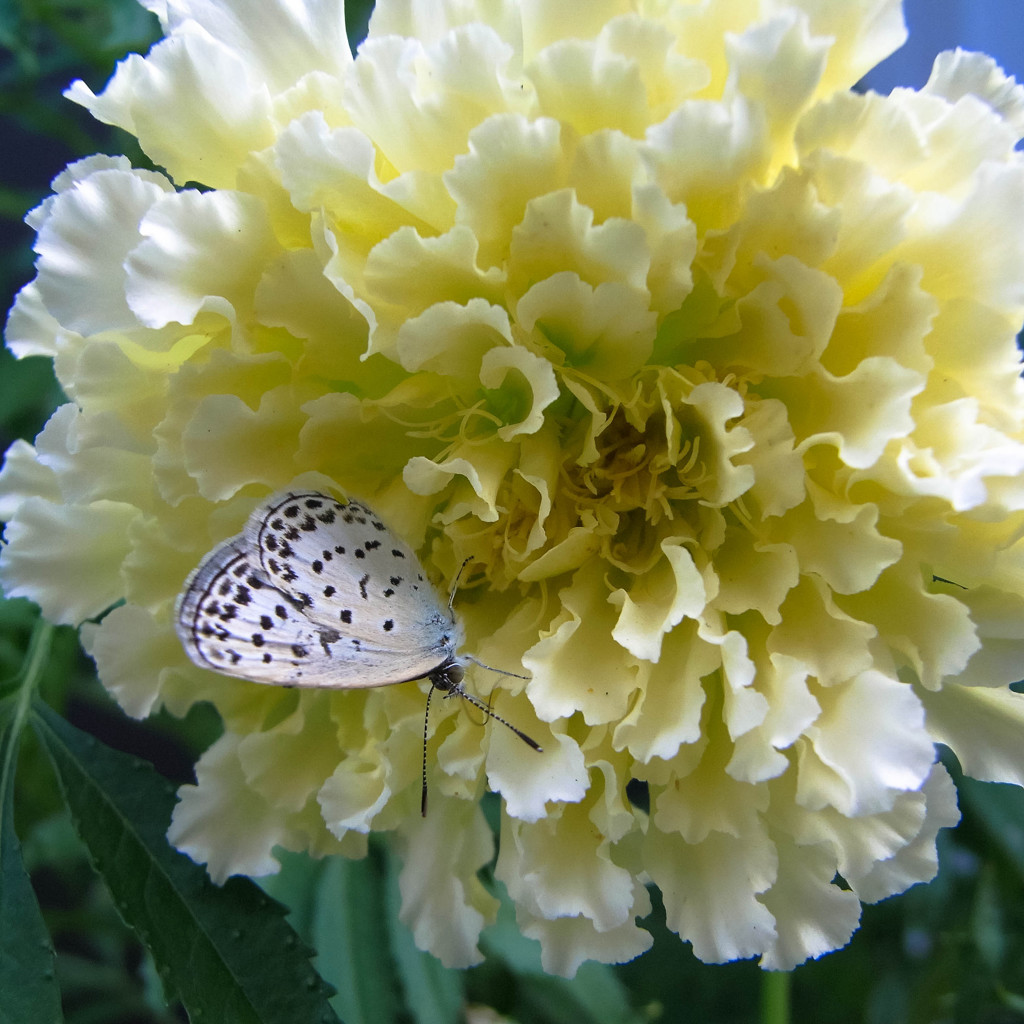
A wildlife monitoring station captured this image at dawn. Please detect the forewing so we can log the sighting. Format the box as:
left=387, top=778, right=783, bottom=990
left=175, top=530, right=444, bottom=688
left=245, top=491, right=460, bottom=683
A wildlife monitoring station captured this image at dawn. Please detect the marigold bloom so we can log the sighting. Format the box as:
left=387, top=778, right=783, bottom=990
left=4, top=0, right=1024, bottom=975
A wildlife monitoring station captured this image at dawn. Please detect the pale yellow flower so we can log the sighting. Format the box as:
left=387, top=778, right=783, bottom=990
left=4, top=0, right=1024, bottom=975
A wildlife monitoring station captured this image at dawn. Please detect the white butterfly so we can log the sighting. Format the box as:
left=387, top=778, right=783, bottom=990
left=175, top=490, right=540, bottom=810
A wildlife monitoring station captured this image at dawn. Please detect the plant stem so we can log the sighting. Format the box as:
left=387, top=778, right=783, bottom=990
left=15, top=619, right=54, bottom=721
left=0, top=617, right=53, bottom=827
left=761, top=969, right=791, bottom=1024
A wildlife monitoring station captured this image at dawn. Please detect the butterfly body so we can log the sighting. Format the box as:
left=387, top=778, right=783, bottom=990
left=175, top=491, right=463, bottom=689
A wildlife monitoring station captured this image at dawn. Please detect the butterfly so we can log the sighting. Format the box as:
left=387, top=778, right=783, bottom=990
left=175, top=490, right=541, bottom=813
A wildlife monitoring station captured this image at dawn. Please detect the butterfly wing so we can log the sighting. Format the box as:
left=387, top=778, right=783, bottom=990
left=176, top=510, right=459, bottom=689
left=175, top=533, right=351, bottom=686
left=241, top=491, right=460, bottom=687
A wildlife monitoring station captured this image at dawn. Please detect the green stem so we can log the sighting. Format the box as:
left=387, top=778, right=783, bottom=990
left=761, top=970, right=791, bottom=1024
left=1, top=618, right=54, bottom=780
left=15, top=620, right=53, bottom=720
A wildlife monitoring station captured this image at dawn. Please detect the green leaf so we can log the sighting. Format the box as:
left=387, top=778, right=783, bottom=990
left=262, top=839, right=467, bottom=1024
left=958, top=776, right=1024, bottom=881
left=970, top=865, right=1006, bottom=972
left=313, top=850, right=404, bottom=1024
left=262, top=845, right=405, bottom=1024
left=31, top=701, right=340, bottom=1024
left=0, top=695, right=63, bottom=1024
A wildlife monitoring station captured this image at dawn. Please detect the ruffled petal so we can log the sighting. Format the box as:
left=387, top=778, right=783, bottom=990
left=0, top=494, right=138, bottom=625
left=169, top=733, right=308, bottom=882
left=757, top=835, right=861, bottom=970
left=644, top=828, right=778, bottom=964
left=30, top=161, right=174, bottom=335
left=126, top=190, right=281, bottom=330
left=922, top=684, right=1024, bottom=788
left=66, top=24, right=275, bottom=189
left=798, top=671, right=935, bottom=816
left=80, top=604, right=183, bottom=718
left=393, top=796, right=498, bottom=968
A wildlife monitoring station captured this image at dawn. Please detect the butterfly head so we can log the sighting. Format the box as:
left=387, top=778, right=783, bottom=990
left=427, top=656, right=465, bottom=695
left=419, top=654, right=541, bottom=815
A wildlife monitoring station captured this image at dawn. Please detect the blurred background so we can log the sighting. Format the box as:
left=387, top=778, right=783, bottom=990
left=3, top=1, right=1024, bottom=1022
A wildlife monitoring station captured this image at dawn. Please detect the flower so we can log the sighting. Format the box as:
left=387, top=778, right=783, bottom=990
left=5, top=0, right=1024, bottom=976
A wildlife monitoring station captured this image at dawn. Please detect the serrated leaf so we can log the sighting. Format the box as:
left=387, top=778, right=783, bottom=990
left=30, top=701, right=340, bottom=1024
left=0, top=697, right=63, bottom=1024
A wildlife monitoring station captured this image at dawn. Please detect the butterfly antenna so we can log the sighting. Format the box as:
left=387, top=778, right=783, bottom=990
left=421, top=684, right=434, bottom=817
left=448, top=557, right=471, bottom=611
left=455, top=687, right=542, bottom=752
left=464, top=653, right=529, bottom=681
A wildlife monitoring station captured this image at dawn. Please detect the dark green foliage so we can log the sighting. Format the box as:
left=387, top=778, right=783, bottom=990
left=1, top=636, right=63, bottom=1024
left=32, top=701, right=341, bottom=1024
left=262, top=845, right=459, bottom=1024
